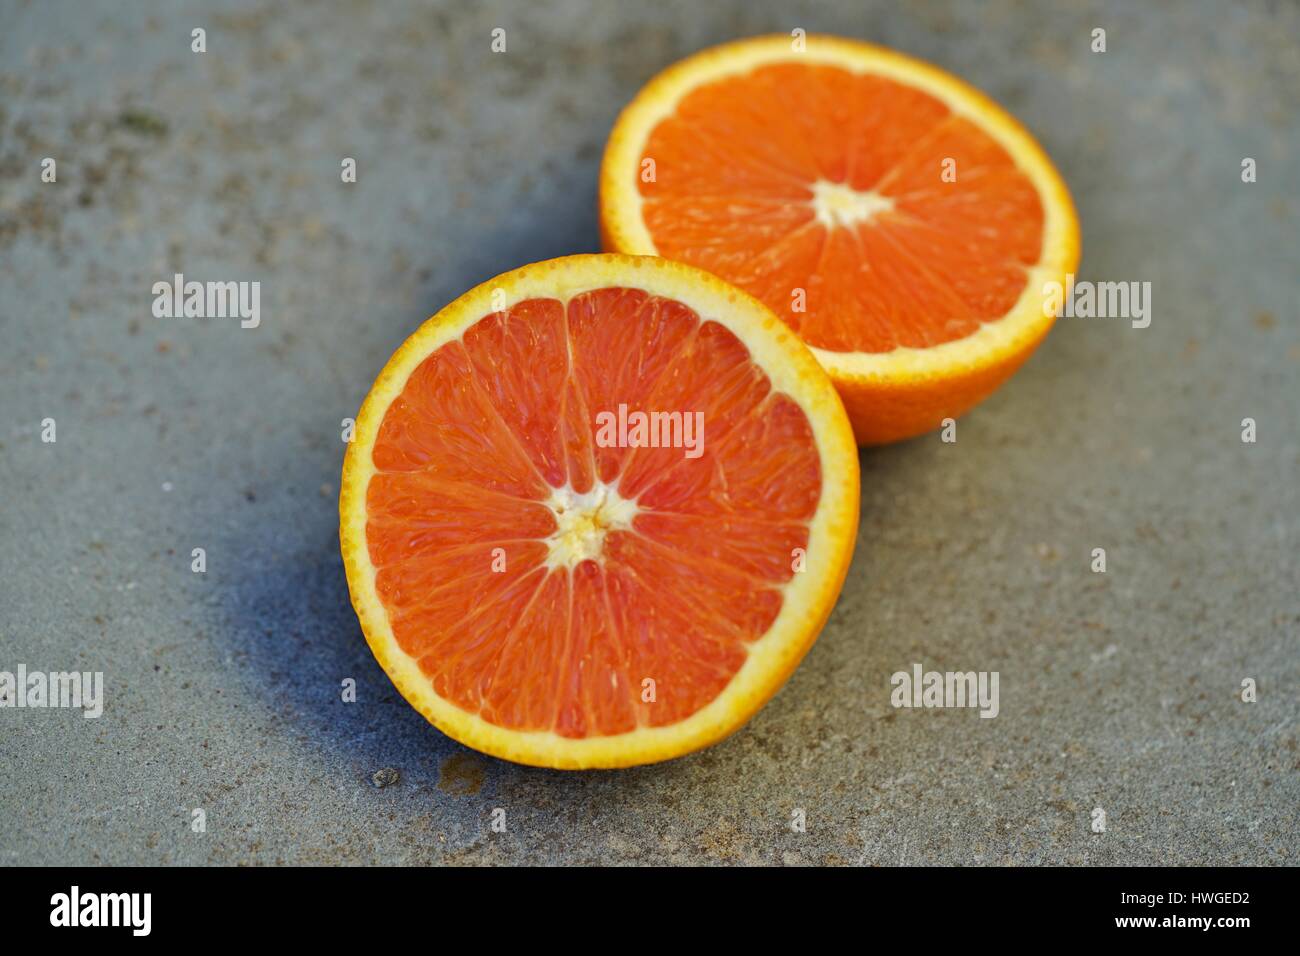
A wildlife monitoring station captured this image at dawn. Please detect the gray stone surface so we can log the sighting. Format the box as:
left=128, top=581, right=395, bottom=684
left=1, top=0, right=1296, bottom=866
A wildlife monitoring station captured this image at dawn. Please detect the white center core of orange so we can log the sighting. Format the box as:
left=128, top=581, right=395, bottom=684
left=544, top=482, right=638, bottom=570
left=810, top=179, right=894, bottom=229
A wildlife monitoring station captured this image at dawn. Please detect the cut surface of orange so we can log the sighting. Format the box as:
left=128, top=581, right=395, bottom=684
left=340, top=255, right=858, bottom=769
left=600, top=34, right=1081, bottom=444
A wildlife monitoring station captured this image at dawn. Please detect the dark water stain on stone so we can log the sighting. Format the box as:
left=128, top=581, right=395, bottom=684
left=438, top=752, right=485, bottom=796
left=117, top=110, right=169, bottom=137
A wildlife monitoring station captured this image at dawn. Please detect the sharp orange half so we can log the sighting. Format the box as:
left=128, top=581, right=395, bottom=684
left=601, top=34, right=1081, bottom=444
left=340, top=254, right=858, bottom=768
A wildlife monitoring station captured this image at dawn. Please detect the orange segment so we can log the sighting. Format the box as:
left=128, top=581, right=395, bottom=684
left=616, top=319, right=772, bottom=500
left=370, top=342, right=546, bottom=497
left=566, top=287, right=696, bottom=483
left=460, top=298, right=574, bottom=489
left=601, top=35, right=1081, bottom=444
left=340, top=254, right=859, bottom=768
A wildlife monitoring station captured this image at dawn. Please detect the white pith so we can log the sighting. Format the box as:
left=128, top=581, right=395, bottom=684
left=542, top=481, right=639, bottom=570
left=811, top=179, right=894, bottom=228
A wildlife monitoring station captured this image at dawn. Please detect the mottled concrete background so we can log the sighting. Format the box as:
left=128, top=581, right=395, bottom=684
left=1, top=0, right=1296, bottom=866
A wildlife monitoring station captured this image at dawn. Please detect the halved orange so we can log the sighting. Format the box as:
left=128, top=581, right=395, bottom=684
left=600, top=34, right=1081, bottom=444
left=339, top=254, right=858, bottom=769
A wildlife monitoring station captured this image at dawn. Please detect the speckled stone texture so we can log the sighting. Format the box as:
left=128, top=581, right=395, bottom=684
left=1, top=0, right=1296, bottom=865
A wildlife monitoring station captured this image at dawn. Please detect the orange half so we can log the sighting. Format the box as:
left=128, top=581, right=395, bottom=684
left=340, top=255, right=859, bottom=768
left=601, top=34, right=1081, bottom=444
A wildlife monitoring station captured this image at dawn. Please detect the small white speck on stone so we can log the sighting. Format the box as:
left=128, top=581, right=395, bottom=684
left=162, top=481, right=174, bottom=492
